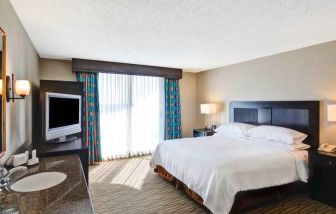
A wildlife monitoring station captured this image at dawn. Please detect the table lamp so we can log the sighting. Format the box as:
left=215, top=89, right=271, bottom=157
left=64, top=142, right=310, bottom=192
left=200, top=103, right=217, bottom=130
left=327, top=104, right=336, bottom=122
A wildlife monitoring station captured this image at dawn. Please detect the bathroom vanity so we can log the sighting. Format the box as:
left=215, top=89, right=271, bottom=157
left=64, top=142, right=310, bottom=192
left=12, top=154, right=94, bottom=214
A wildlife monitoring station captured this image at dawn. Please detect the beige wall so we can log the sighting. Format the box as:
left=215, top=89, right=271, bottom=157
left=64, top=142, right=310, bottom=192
left=39, top=58, right=197, bottom=137
left=180, top=72, right=197, bottom=137
left=196, top=40, right=336, bottom=145
left=40, top=58, right=76, bottom=81
left=0, top=0, right=40, bottom=162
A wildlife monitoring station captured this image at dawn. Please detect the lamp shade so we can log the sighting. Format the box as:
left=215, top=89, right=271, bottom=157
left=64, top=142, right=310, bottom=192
left=200, top=103, right=216, bottom=115
left=327, top=104, right=336, bottom=122
left=15, top=80, right=30, bottom=97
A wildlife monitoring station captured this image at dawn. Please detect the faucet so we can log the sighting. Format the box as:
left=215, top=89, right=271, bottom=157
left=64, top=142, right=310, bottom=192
left=0, top=166, right=27, bottom=193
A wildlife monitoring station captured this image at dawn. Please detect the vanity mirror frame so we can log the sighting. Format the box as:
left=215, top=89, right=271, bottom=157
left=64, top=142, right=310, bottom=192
left=0, top=27, right=6, bottom=158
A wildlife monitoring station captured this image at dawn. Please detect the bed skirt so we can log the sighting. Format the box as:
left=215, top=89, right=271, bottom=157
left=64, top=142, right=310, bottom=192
left=154, top=165, right=204, bottom=206
left=154, top=165, right=308, bottom=214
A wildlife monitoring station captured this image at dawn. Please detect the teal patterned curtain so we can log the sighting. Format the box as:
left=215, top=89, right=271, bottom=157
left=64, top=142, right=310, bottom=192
left=164, top=79, right=182, bottom=140
left=76, top=72, right=102, bottom=163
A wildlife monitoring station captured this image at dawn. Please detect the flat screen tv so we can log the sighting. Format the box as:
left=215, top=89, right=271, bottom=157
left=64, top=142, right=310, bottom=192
left=45, top=92, right=81, bottom=142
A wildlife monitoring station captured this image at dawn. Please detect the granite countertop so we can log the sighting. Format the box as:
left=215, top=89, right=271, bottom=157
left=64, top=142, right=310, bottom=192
left=12, top=154, right=94, bottom=214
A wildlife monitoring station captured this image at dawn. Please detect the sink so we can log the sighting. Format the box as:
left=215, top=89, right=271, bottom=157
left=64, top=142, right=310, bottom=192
left=10, top=171, right=67, bottom=192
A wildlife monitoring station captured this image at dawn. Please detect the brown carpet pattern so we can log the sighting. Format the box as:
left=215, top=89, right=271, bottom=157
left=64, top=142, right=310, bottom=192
left=89, top=156, right=336, bottom=214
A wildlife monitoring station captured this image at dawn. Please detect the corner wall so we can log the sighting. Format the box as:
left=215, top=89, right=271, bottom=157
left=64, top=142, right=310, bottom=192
left=40, top=58, right=75, bottom=81
left=180, top=72, right=197, bottom=137
left=196, top=40, right=336, bottom=145
left=0, top=0, right=40, bottom=162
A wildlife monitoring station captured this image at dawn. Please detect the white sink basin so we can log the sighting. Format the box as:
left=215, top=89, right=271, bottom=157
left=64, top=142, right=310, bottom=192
left=10, top=171, right=67, bottom=192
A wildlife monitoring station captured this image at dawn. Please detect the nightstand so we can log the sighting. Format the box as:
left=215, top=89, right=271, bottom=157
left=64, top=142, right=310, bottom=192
left=193, top=129, right=215, bottom=137
left=309, top=151, right=336, bottom=207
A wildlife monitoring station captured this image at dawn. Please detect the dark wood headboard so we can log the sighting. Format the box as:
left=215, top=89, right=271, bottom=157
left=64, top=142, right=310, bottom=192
left=229, top=101, right=320, bottom=149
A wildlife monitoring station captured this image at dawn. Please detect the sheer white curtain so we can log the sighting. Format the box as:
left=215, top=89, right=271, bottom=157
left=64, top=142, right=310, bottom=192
left=98, top=73, right=164, bottom=160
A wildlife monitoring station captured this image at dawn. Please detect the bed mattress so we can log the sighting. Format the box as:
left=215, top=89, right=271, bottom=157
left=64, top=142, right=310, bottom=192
left=150, top=136, right=308, bottom=214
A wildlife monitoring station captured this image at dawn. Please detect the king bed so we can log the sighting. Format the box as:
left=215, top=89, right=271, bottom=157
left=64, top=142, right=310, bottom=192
left=150, top=101, right=320, bottom=214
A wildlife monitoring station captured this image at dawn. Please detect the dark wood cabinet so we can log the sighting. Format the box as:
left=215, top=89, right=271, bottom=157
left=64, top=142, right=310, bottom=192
left=309, top=151, right=336, bottom=207
left=193, top=129, right=215, bottom=137
left=35, top=80, right=89, bottom=185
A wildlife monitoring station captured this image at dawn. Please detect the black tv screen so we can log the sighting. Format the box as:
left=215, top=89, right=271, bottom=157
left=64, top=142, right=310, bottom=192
left=49, top=97, right=80, bottom=129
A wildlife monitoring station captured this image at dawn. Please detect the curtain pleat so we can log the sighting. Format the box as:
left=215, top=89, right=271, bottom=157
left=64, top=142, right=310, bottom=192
left=164, top=79, right=182, bottom=140
left=98, top=73, right=164, bottom=160
left=76, top=72, right=102, bottom=164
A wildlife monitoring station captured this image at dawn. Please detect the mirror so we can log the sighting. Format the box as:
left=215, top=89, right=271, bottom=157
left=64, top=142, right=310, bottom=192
left=0, top=27, right=6, bottom=157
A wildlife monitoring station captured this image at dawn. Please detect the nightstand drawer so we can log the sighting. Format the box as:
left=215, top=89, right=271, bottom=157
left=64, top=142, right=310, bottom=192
left=311, top=154, right=336, bottom=169
left=309, top=151, right=336, bottom=207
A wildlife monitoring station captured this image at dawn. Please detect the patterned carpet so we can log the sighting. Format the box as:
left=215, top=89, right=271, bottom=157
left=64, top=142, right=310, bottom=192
left=89, top=156, right=335, bottom=214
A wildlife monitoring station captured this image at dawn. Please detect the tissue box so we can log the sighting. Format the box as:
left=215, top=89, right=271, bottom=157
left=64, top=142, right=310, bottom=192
left=13, top=153, right=27, bottom=167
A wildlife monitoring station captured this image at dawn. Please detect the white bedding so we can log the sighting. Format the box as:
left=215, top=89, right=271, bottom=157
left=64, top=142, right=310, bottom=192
left=150, top=136, right=308, bottom=214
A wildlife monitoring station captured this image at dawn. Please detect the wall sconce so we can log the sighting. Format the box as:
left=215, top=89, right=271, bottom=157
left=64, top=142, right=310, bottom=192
left=5, top=74, right=30, bottom=102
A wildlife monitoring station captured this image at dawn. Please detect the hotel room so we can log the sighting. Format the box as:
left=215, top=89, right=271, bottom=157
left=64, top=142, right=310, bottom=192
left=0, top=0, right=336, bottom=213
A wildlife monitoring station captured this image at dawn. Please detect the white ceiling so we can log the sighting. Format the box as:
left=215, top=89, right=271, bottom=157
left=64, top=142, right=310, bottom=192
left=10, top=0, right=336, bottom=72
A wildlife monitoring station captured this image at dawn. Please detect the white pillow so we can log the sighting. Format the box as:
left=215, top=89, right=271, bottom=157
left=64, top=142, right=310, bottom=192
left=245, top=125, right=307, bottom=145
left=293, top=142, right=310, bottom=150
left=214, top=122, right=255, bottom=138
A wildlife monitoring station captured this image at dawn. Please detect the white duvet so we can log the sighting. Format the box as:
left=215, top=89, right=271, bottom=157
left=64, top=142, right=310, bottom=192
left=150, top=136, right=308, bottom=214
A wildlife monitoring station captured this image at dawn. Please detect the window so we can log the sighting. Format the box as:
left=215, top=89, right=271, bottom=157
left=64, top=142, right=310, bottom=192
left=98, top=73, right=164, bottom=159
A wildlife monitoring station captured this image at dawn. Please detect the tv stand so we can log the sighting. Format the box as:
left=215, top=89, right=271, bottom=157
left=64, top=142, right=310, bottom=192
left=36, top=81, right=87, bottom=184
left=47, top=136, right=78, bottom=144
